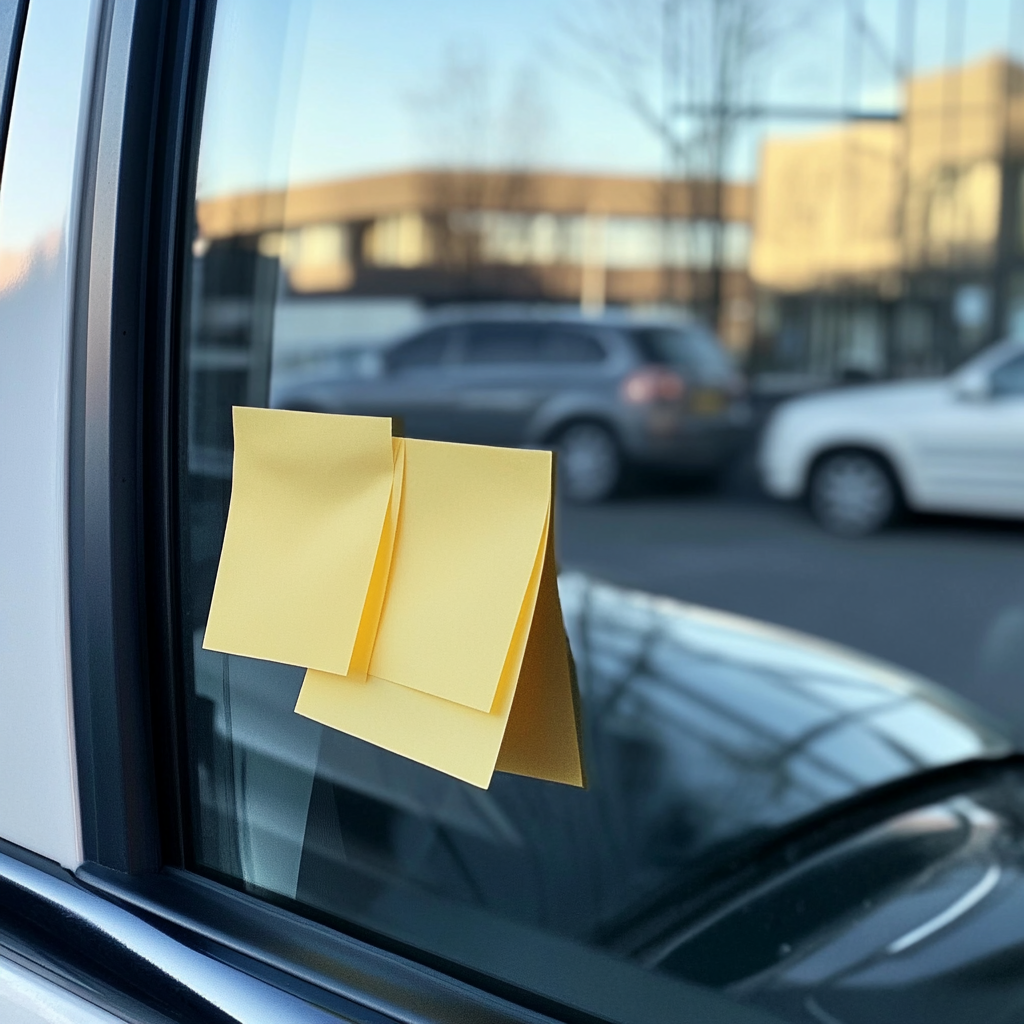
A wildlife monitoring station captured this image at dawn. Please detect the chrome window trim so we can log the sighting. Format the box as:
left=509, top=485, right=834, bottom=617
left=0, top=842, right=347, bottom=1022
left=78, top=863, right=560, bottom=1024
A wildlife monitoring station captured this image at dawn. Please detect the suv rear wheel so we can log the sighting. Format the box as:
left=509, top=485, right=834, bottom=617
left=809, top=451, right=897, bottom=536
left=556, top=422, right=622, bottom=503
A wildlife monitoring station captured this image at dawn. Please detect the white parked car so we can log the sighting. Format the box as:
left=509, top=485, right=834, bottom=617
left=759, top=340, right=1024, bottom=535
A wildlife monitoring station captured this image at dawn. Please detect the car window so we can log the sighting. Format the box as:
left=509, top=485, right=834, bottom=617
left=991, top=352, right=1024, bottom=396
left=633, top=327, right=733, bottom=379
left=462, top=324, right=543, bottom=365
left=387, top=328, right=454, bottom=371
left=543, top=328, right=606, bottom=364
left=460, top=325, right=605, bottom=366
left=174, top=1, right=1024, bottom=1022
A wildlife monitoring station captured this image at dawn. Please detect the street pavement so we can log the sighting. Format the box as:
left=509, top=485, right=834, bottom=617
left=557, top=474, right=1024, bottom=740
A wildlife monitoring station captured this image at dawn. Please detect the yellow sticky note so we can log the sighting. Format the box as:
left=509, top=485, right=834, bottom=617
left=368, top=437, right=552, bottom=711
left=205, top=406, right=585, bottom=789
left=495, top=510, right=586, bottom=788
left=295, top=504, right=547, bottom=788
left=203, top=407, right=395, bottom=676
left=347, top=436, right=406, bottom=682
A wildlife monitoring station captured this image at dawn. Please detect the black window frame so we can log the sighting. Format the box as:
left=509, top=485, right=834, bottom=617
left=63, top=2, right=784, bottom=1023
left=0, top=0, right=28, bottom=186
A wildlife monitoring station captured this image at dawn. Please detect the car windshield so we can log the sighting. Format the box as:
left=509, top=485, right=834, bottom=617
left=176, top=1, right=1024, bottom=1021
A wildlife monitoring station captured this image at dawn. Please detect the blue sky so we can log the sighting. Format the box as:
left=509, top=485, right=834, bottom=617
left=195, top=0, right=1024, bottom=198
left=3, top=1, right=1018, bottom=264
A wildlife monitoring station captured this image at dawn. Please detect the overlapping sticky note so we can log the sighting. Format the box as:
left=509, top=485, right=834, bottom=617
left=204, top=407, right=585, bottom=789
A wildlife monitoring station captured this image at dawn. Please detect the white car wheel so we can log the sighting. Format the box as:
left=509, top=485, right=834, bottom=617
left=809, top=452, right=896, bottom=536
left=557, top=423, right=622, bottom=503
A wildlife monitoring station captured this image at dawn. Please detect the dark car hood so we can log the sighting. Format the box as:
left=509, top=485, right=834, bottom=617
left=659, top=776, right=1024, bottom=1024
left=559, top=572, right=1011, bottom=848
left=295, top=574, right=1013, bottom=943
left=203, top=572, right=1021, bottom=1022
left=556, top=577, right=1024, bottom=1024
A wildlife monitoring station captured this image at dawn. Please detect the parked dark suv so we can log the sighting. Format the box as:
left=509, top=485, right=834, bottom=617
left=275, top=313, right=752, bottom=501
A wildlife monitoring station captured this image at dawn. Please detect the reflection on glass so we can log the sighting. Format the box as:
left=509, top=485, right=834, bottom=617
left=178, top=1, right=1024, bottom=1020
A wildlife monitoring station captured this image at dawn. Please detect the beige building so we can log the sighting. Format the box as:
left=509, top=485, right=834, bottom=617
left=751, top=55, right=1024, bottom=376
left=195, top=170, right=756, bottom=347
left=191, top=54, right=1024, bottom=379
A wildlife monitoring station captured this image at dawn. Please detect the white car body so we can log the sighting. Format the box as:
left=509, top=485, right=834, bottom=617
left=759, top=341, right=1024, bottom=519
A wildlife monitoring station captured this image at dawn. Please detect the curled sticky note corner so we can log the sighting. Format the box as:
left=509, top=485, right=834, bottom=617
left=204, top=407, right=585, bottom=789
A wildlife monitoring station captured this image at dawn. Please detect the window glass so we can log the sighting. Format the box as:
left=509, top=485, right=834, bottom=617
left=543, top=329, right=606, bottom=364
left=462, top=325, right=542, bottom=365
left=387, top=328, right=453, bottom=371
left=633, top=327, right=733, bottom=379
left=176, top=1, right=1024, bottom=1021
left=991, top=352, right=1024, bottom=396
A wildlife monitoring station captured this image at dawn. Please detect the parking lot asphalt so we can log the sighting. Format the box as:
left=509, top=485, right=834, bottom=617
left=557, top=474, right=1024, bottom=739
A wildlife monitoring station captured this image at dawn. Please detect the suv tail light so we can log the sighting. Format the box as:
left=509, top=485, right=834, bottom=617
left=621, top=367, right=687, bottom=404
